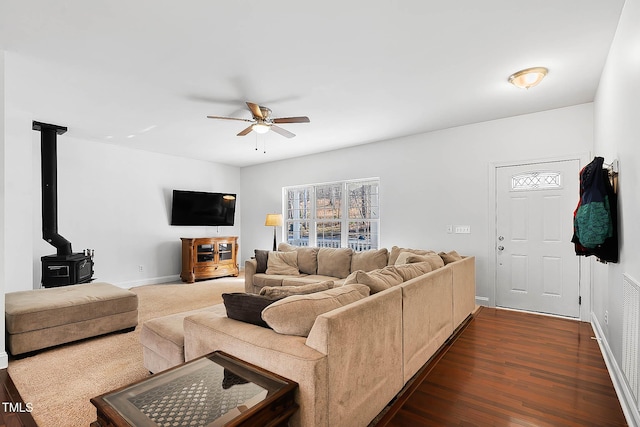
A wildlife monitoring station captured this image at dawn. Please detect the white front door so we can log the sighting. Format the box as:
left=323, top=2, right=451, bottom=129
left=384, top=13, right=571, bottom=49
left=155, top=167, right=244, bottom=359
left=495, top=160, right=580, bottom=317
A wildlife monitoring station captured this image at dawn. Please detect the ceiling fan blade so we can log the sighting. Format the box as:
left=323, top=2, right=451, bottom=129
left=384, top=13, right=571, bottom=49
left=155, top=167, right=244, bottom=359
left=272, top=116, right=310, bottom=124
left=246, top=102, right=264, bottom=119
left=237, top=125, right=254, bottom=136
left=270, top=125, right=295, bottom=138
left=207, top=115, right=252, bottom=122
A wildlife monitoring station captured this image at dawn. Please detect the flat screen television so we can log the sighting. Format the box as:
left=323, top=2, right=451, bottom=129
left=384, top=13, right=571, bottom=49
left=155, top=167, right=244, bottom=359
left=171, top=190, right=236, bottom=226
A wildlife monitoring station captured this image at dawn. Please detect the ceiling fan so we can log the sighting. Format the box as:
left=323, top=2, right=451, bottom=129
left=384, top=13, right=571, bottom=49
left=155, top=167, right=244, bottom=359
left=207, top=102, right=310, bottom=138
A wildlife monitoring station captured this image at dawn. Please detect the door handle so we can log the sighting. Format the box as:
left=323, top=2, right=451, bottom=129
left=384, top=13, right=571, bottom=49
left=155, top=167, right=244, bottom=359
left=498, top=245, right=504, bottom=251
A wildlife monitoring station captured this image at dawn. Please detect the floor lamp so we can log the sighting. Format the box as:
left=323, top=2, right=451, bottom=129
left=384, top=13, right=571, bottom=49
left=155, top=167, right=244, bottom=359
left=265, top=214, right=283, bottom=251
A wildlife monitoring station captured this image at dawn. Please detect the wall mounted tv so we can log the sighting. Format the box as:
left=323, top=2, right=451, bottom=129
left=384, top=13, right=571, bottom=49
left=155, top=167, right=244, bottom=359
left=170, top=190, right=236, bottom=226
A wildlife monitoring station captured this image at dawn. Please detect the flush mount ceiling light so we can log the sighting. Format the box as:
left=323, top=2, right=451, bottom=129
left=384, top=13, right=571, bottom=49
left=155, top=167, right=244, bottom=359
left=508, top=67, right=548, bottom=89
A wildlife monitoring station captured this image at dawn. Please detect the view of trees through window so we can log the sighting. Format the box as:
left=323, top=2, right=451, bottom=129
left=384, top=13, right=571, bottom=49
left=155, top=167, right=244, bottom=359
left=284, top=179, right=379, bottom=251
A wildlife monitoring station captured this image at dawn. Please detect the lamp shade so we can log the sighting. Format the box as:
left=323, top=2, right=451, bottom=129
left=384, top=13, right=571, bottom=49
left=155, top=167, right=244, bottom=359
left=265, top=214, right=283, bottom=227
left=508, top=67, right=548, bottom=89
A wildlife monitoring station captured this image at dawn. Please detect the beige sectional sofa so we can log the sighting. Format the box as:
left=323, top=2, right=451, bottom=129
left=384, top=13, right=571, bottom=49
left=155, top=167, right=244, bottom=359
left=140, top=246, right=475, bottom=427
left=244, top=244, right=391, bottom=294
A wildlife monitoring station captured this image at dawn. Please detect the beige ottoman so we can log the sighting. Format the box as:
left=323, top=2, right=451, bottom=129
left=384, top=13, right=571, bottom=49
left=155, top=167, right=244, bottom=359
left=5, top=282, right=138, bottom=356
left=141, top=304, right=226, bottom=373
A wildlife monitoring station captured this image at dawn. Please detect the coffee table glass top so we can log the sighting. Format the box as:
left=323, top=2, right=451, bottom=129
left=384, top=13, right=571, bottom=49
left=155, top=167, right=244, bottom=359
left=102, top=352, right=288, bottom=427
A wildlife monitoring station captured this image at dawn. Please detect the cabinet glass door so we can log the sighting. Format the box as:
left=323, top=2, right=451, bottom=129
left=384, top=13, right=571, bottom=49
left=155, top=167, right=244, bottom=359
left=197, top=244, right=215, bottom=263
left=218, top=243, right=233, bottom=261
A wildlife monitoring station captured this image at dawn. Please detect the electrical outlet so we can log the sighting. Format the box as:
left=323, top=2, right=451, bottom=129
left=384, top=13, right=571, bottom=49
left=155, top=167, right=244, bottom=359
left=138, top=265, right=144, bottom=273
left=604, top=310, right=608, bottom=325
left=455, top=225, right=471, bottom=234
left=446, top=225, right=453, bottom=233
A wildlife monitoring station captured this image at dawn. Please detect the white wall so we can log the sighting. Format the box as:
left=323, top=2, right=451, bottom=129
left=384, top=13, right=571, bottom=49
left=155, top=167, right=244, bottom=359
left=2, top=53, right=241, bottom=291
left=0, top=50, right=9, bottom=367
left=593, top=0, right=640, bottom=423
left=240, top=103, right=594, bottom=302
left=30, top=135, right=241, bottom=289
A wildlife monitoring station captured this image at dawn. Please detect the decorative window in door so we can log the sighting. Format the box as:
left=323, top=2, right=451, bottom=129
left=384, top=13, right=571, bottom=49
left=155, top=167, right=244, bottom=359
left=511, top=171, right=562, bottom=191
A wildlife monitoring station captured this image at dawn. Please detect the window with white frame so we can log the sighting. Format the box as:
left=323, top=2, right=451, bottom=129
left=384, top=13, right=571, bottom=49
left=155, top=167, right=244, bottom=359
left=284, top=179, right=379, bottom=251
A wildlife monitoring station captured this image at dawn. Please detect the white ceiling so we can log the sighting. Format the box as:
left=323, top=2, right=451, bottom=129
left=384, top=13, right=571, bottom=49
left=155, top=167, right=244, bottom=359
left=0, top=0, right=626, bottom=167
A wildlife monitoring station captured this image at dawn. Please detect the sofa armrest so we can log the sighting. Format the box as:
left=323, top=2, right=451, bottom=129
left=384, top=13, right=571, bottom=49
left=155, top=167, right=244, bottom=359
left=400, top=266, right=453, bottom=382
left=244, top=259, right=257, bottom=293
left=449, top=255, right=476, bottom=328
left=183, top=312, right=328, bottom=427
left=305, top=286, right=404, bottom=427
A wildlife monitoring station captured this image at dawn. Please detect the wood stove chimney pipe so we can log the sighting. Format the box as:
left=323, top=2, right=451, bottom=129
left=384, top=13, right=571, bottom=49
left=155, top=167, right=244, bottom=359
left=33, top=121, right=73, bottom=256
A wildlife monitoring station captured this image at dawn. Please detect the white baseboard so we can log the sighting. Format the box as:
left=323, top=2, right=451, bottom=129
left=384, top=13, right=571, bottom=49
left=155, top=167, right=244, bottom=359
left=591, top=312, right=640, bottom=427
left=0, top=351, right=8, bottom=369
left=114, top=275, right=181, bottom=289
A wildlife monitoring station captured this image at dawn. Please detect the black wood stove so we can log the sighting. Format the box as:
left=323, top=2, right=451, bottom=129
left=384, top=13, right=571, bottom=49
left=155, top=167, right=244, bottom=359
left=33, top=121, right=94, bottom=287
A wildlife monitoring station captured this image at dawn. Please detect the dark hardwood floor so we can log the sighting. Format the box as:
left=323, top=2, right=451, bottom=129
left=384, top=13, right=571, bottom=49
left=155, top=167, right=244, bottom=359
left=0, top=370, right=36, bottom=427
left=1, top=306, right=628, bottom=427
left=376, top=307, right=627, bottom=427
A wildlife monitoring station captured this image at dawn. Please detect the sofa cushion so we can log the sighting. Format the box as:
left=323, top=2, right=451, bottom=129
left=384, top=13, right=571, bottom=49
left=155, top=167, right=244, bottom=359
left=317, top=247, right=353, bottom=278
left=222, top=293, right=281, bottom=328
left=141, top=304, right=226, bottom=372
left=253, top=274, right=291, bottom=288
left=343, top=266, right=404, bottom=294
left=281, top=275, right=339, bottom=287
left=298, top=247, right=320, bottom=275
left=388, top=246, right=434, bottom=265
left=259, top=281, right=334, bottom=299
left=254, top=249, right=269, bottom=273
left=278, top=243, right=319, bottom=275
left=439, top=250, right=463, bottom=265
left=262, top=284, right=370, bottom=336
left=351, top=248, right=389, bottom=272
left=266, top=251, right=299, bottom=275
left=406, top=253, right=445, bottom=270
left=393, top=262, right=433, bottom=282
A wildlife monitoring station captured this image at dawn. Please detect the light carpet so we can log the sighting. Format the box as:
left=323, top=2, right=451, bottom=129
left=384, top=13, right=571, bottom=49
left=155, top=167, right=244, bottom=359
left=7, top=275, right=245, bottom=427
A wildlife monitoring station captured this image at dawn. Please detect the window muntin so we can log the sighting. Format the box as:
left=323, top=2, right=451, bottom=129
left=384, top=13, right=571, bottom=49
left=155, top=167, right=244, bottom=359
left=284, top=179, right=380, bottom=251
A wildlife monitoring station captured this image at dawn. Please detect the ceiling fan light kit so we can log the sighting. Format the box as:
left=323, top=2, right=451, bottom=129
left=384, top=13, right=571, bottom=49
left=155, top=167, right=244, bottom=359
left=207, top=101, right=310, bottom=139
left=252, top=123, right=270, bottom=134
left=508, top=67, right=548, bottom=89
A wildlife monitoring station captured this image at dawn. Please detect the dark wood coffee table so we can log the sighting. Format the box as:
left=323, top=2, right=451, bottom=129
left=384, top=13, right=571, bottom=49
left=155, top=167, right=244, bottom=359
left=91, top=351, right=298, bottom=427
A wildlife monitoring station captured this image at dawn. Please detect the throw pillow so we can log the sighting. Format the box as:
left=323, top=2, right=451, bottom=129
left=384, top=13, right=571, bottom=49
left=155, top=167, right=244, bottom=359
left=406, top=253, right=445, bottom=270
left=439, top=250, right=463, bottom=264
left=393, top=262, right=433, bottom=282
left=254, top=249, right=269, bottom=273
left=351, top=248, right=389, bottom=272
left=275, top=244, right=319, bottom=275
left=317, top=247, right=353, bottom=278
left=278, top=242, right=297, bottom=252
left=259, top=281, right=334, bottom=299
left=262, top=284, right=370, bottom=336
left=343, top=266, right=404, bottom=293
left=395, top=251, right=418, bottom=265
left=266, top=251, right=299, bottom=275
left=221, top=293, right=281, bottom=328
left=388, top=246, right=435, bottom=265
